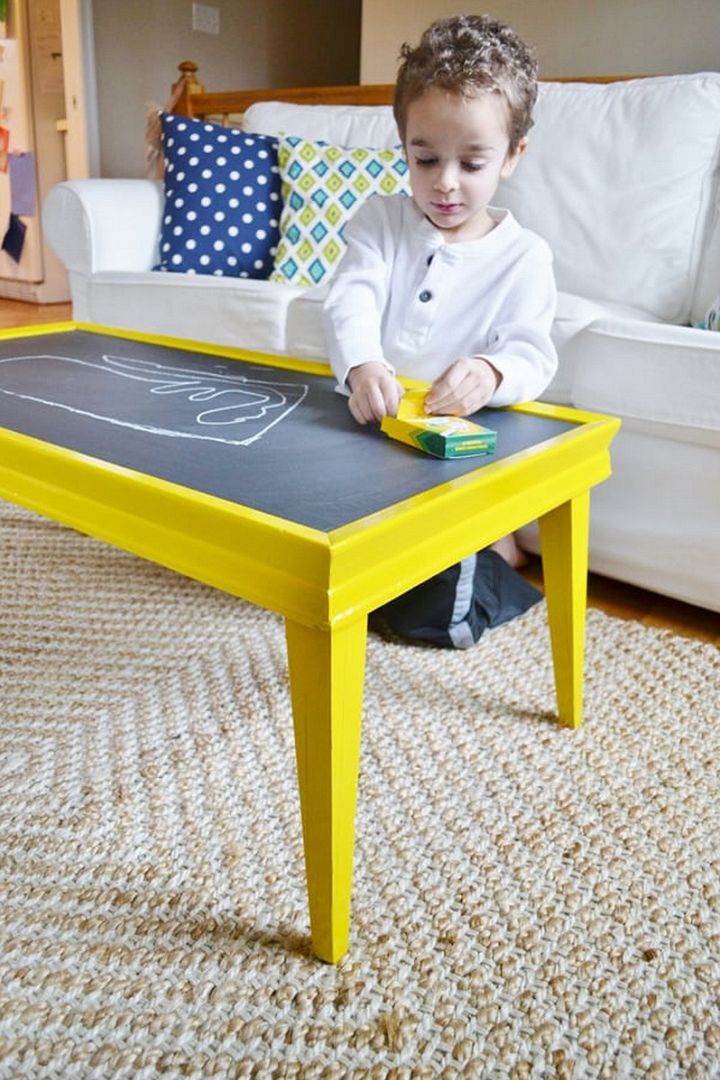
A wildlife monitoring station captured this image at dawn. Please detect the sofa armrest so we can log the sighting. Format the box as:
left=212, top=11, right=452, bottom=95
left=42, top=179, right=164, bottom=276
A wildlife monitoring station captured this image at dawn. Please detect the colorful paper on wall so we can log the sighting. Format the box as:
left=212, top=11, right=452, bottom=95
left=0, top=127, right=9, bottom=174
left=9, top=152, right=36, bottom=215
left=2, top=213, right=26, bottom=263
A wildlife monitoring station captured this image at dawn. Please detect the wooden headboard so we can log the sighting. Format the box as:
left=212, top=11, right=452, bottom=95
left=169, top=60, right=634, bottom=126
left=170, top=62, right=396, bottom=124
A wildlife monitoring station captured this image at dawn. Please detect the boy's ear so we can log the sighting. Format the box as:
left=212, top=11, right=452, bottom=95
left=501, top=137, right=528, bottom=179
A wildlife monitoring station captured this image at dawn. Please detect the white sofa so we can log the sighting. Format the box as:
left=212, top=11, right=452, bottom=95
left=43, top=74, right=720, bottom=613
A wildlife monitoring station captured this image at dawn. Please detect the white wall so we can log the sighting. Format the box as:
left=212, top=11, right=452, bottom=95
left=360, top=0, right=720, bottom=83
left=92, top=0, right=361, bottom=177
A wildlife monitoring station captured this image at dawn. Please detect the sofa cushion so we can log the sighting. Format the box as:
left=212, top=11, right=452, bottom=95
left=570, top=316, right=720, bottom=442
left=519, top=431, right=720, bottom=610
left=541, top=293, right=664, bottom=406
left=243, top=101, right=400, bottom=149
left=270, top=136, right=410, bottom=286
left=155, top=112, right=282, bottom=279
left=286, top=284, right=329, bottom=359
left=83, top=270, right=307, bottom=355
left=497, top=74, right=720, bottom=324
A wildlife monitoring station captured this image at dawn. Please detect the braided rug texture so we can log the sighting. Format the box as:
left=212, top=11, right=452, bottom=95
left=0, top=499, right=719, bottom=1080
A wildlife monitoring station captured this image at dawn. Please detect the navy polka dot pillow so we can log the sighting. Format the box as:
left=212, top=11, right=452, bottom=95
left=155, top=112, right=281, bottom=278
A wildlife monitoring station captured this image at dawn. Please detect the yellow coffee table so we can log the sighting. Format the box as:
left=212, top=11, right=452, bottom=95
left=0, top=323, right=620, bottom=962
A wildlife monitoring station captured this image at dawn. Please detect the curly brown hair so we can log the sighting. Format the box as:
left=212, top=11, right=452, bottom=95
left=393, top=14, right=539, bottom=153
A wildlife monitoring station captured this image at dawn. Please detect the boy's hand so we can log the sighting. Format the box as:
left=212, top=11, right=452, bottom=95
left=347, top=362, right=404, bottom=425
left=425, top=356, right=502, bottom=416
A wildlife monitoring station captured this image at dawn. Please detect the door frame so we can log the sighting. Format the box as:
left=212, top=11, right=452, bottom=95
left=59, top=0, right=99, bottom=176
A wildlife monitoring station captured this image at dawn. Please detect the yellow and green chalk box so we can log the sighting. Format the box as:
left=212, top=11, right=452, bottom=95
left=381, top=391, right=497, bottom=459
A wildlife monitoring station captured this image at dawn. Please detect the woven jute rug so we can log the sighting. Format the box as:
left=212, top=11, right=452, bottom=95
left=1, top=499, right=719, bottom=1079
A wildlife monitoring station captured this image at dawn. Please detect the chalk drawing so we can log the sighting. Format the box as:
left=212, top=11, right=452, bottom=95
left=0, top=352, right=310, bottom=446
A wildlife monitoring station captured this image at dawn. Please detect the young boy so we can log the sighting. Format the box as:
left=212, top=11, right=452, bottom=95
left=323, top=14, right=557, bottom=648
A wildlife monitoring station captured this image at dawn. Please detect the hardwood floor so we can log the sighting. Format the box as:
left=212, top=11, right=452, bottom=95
left=1, top=299, right=717, bottom=645
left=522, top=557, right=718, bottom=646
left=0, top=299, right=72, bottom=329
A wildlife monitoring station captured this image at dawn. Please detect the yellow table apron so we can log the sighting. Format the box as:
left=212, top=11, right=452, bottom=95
left=0, top=323, right=620, bottom=962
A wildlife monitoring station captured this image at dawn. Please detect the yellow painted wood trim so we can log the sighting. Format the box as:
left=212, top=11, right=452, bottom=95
left=71, top=322, right=434, bottom=387
left=326, top=417, right=620, bottom=623
left=73, top=321, right=336, bottom=378
left=286, top=616, right=367, bottom=962
left=509, top=399, right=617, bottom=426
left=0, top=426, right=334, bottom=625
left=0, top=320, right=336, bottom=379
left=539, top=493, right=591, bottom=729
left=329, top=413, right=621, bottom=543
left=0, top=321, right=78, bottom=341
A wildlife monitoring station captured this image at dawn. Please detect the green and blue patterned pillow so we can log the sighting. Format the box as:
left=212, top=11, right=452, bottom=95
left=270, top=135, right=410, bottom=287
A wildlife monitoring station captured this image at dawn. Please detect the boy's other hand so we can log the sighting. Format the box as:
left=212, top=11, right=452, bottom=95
left=425, top=356, right=502, bottom=416
left=347, top=362, right=404, bottom=425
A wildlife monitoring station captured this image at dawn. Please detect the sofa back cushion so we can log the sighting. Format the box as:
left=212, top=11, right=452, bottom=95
left=243, top=101, right=400, bottom=150
left=244, top=74, right=720, bottom=323
left=498, top=74, right=720, bottom=324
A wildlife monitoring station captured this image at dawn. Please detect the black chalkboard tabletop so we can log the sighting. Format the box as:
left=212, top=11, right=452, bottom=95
left=0, top=326, right=576, bottom=532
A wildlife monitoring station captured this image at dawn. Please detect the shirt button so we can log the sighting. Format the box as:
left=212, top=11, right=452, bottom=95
left=419, top=289, right=433, bottom=302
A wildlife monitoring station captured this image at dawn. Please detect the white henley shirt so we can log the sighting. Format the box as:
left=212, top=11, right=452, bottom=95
left=322, top=194, right=558, bottom=407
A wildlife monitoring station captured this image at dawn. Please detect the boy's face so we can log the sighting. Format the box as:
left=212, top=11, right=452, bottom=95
left=404, top=87, right=526, bottom=243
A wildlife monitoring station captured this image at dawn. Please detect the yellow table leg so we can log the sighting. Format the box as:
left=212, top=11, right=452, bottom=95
left=538, top=492, right=590, bottom=729
left=285, top=615, right=367, bottom=963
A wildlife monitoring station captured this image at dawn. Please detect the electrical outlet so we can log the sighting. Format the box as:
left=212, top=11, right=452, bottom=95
left=192, top=3, right=220, bottom=35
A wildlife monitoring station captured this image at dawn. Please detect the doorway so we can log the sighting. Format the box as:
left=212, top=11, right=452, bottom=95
left=58, top=0, right=98, bottom=178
